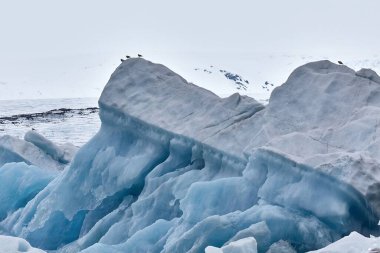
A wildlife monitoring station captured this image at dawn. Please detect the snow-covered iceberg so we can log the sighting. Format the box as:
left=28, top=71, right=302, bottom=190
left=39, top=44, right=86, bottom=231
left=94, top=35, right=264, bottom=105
left=0, top=58, right=379, bottom=253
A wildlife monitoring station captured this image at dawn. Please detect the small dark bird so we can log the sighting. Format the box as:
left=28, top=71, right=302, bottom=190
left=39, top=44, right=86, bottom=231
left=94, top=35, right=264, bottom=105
left=32, top=128, right=36, bottom=131
left=126, top=55, right=131, bottom=59
left=138, top=54, right=143, bottom=58
left=338, top=61, right=343, bottom=65
left=121, top=59, right=125, bottom=62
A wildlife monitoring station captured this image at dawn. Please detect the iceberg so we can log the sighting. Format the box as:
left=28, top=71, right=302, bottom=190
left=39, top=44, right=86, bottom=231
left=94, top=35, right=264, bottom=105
left=24, top=130, right=76, bottom=164
left=0, top=131, right=77, bottom=171
left=0, top=58, right=379, bottom=253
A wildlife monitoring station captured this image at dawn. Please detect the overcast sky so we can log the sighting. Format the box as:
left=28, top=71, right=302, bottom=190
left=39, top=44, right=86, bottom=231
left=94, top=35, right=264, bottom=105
left=0, top=0, right=380, bottom=100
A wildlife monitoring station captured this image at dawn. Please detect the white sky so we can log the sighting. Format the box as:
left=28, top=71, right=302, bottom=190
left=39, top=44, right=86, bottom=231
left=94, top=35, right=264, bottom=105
left=0, top=0, right=380, bottom=100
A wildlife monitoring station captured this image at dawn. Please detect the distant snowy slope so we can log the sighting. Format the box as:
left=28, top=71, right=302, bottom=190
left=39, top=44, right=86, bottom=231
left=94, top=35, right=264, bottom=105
left=194, top=67, right=250, bottom=91
left=148, top=53, right=380, bottom=102
left=1, top=51, right=380, bottom=101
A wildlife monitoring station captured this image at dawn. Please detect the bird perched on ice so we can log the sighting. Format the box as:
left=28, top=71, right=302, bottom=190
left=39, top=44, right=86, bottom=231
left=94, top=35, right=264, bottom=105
left=121, top=59, right=125, bottom=62
left=126, top=55, right=131, bottom=59
left=338, top=61, right=343, bottom=65
left=138, top=54, right=143, bottom=58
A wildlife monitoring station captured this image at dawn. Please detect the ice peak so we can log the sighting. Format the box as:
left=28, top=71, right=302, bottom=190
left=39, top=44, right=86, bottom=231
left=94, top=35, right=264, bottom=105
left=356, top=68, right=380, bottom=84
left=99, top=58, right=264, bottom=159
left=113, top=57, right=188, bottom=87
left=100, top=58, right=380, bottom=220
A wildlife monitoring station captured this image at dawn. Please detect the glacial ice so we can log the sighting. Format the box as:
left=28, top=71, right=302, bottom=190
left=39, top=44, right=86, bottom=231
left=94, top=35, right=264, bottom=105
left=266, top=240, right=296, bottom=253
left=0, top=133, right=73, bottom=171
left=205, top=237, right=258, bottom=253
left=0, top=58, right=379, bottom=252
left=0, top=235, right=46, bottom=253
left=24, top=130, right=76, bottom=164
left=307, top=231, right=380, bottom=253
left=0, top=163, right=56, bottom=221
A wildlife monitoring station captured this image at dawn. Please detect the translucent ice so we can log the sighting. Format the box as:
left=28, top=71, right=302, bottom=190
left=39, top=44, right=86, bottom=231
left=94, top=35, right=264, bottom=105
left=0, top=162, right=55, bottom=221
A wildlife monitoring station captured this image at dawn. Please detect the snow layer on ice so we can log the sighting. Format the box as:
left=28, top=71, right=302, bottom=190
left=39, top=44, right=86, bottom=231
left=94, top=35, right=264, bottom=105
left=307, top=231, right=380, bottom=253
left=205, top=237, right=257, bottom=253
left=0, top=235, right=46, bottom=253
